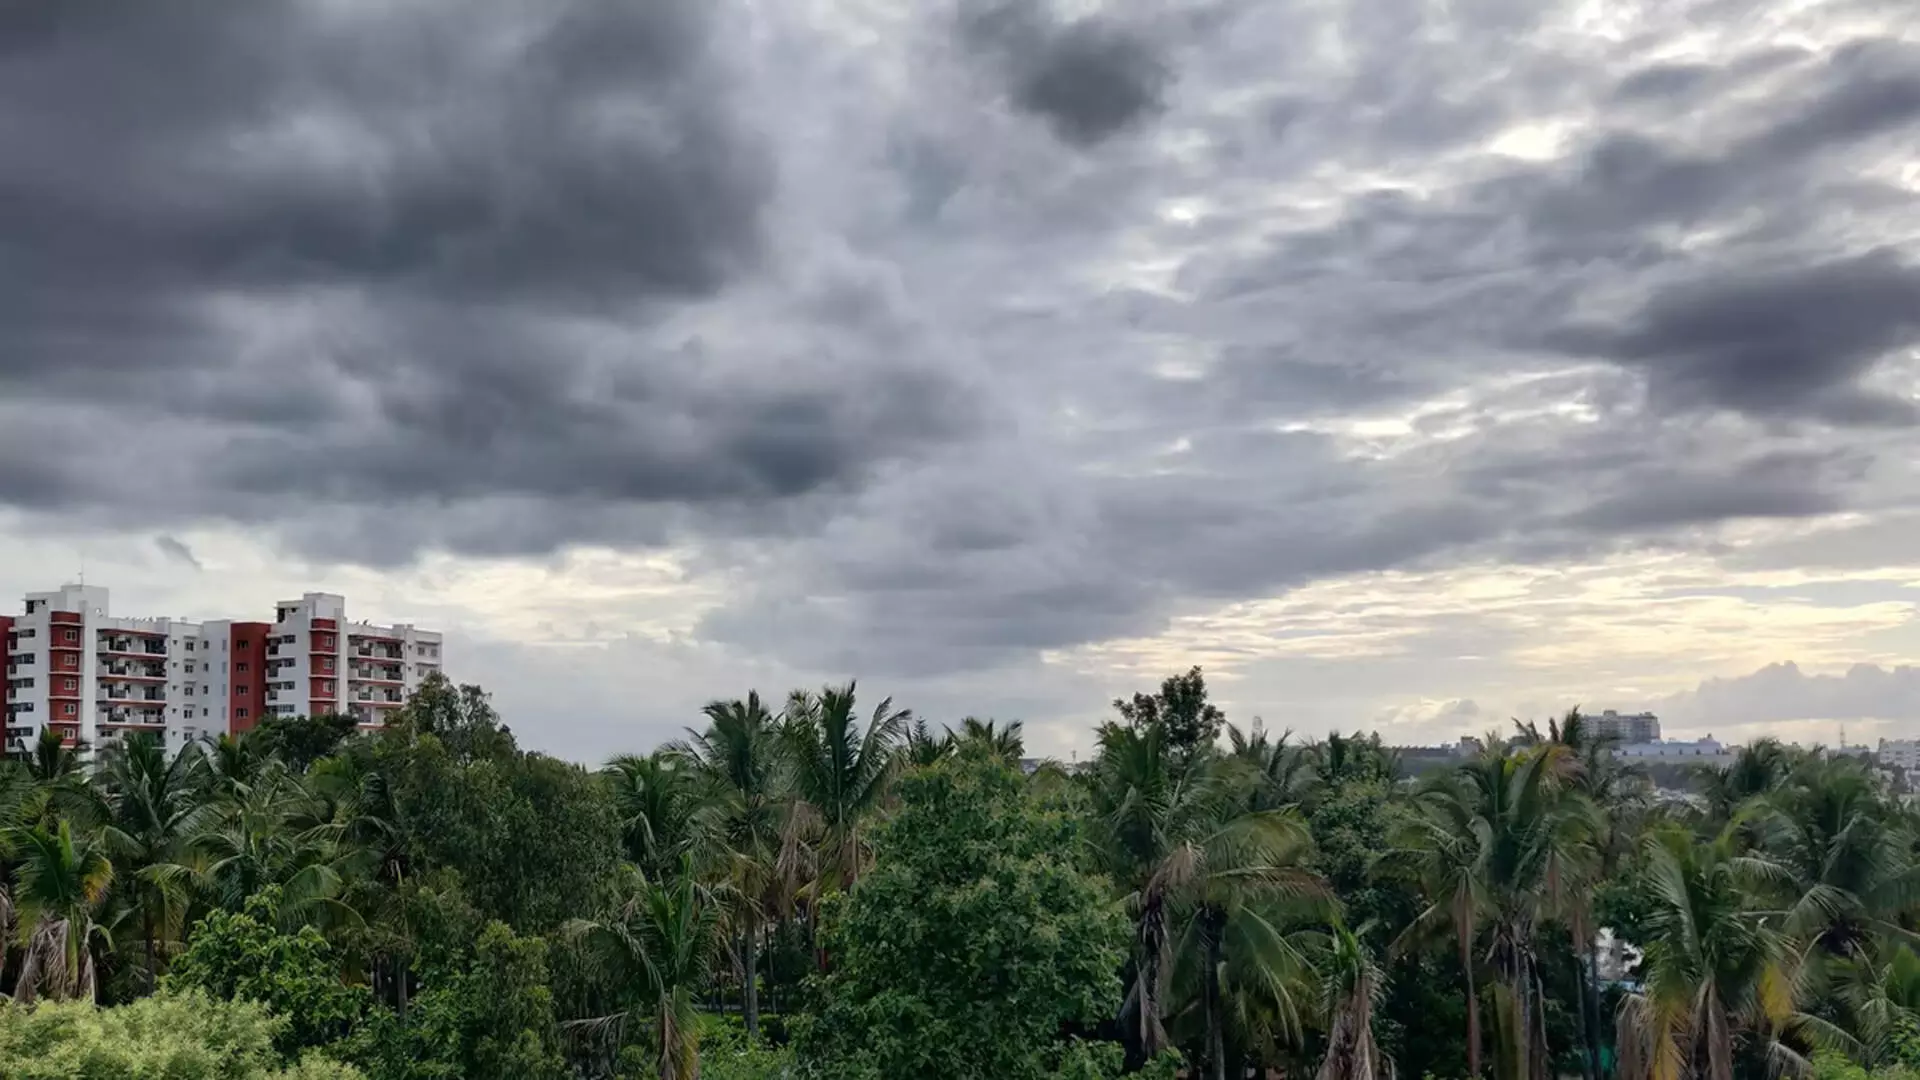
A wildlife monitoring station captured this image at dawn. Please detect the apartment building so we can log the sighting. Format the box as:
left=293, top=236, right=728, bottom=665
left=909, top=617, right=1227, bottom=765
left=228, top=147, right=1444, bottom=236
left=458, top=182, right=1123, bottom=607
left=3, top=584, right=441, bottom=755
left=1588, top=709, right=1662, bottom=744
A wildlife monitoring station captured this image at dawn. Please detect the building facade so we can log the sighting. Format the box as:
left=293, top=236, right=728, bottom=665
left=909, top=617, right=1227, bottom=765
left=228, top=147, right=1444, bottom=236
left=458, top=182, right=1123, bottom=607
left=1589, top=709, right=1662, bottom=744
left=1879, top=740, right=1920, bottom=770
left=3, top=585, right=441, bottom=756
left=1617, top=736, right=1732, bottom=766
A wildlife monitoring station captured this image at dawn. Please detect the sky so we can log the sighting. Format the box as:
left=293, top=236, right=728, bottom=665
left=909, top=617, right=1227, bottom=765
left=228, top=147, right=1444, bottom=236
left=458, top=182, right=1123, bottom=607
left=3, top=0, right=1919, bottom=764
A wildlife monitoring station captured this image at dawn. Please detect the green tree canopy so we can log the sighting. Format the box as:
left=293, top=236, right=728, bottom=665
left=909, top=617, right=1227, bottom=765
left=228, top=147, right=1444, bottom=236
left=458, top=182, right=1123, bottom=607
left=794, top=750, right=1130, bottom=1080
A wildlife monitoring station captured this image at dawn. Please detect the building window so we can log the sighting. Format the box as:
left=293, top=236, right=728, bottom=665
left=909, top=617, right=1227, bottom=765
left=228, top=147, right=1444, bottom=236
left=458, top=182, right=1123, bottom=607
left=185, top=640, right=195, bottom=652
left=62, top=628, right=78, bottom=643
left=236, top=662, right=249, bottom=673
left=236, top=685, right=249, bottom=695
left=324, top=680, right=336, bottom=694
left=185, top=662, right=195, bottom=673
left=237, top=639, right=249, bottom=649
left=62, top=702, right=76, bottom=716
left=62, top=678, right=76, bottom=691
left=236, top=707, right=249, bottom=720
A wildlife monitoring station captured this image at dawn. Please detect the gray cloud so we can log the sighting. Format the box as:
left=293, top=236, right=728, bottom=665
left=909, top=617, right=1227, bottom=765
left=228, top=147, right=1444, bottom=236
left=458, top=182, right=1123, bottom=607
left=4, top=0, right=1919, bottom=698
left=0, top=0, right=973, bottom=560
left=1660, top=661, right=1920, bottom=732
left=961, top=1, right=1170, bottom=145
left=154, top=536, right=203, bottom=571
left=1555, top=251, right=1920, bottom=424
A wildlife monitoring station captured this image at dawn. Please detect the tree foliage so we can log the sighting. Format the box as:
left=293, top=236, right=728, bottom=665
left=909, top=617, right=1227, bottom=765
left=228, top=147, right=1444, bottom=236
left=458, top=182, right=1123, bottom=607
left=794, top=751, right=1129, bottom=1080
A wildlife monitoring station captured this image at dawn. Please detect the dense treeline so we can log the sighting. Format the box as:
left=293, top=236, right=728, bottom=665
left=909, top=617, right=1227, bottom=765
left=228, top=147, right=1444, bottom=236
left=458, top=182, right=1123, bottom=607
left=4, top=667, right=1920, bottom=1080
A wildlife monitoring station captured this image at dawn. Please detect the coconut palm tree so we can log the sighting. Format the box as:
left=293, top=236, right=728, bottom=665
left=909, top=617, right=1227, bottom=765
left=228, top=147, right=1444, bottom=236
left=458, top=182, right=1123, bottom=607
left=1614, top=824, right=1808, bottom=1080
left=567, top=857, right=730, bottom=1080
left=603, top=752, right=708, bottom=885
left=955, top=717, right=1024, bottom=765
left=21, top=728, right=100, bottom=830
left=193, top=764, right=349, bottom=929
left=1389, top=776, right=1490, bottom=1079
left=98, top=732, right=210, bottom=992
left=677, top=691, right=785, bottom=1042
left=7, top=819, right=114, bottom=1003
left=1228, top=719, right=1315, bottom=811
left=1750, top=757, right=1919, bottom=958
left=1317, top=924, right=1393, bottom=1080
left=1090, top=719, right=1327, bottom=1078
left=1700, top=738, right=1793, bottom=824
left=1396, top=737, right=1589, bottom=1080
left=903, top=716, right=954, bottom=769
left=781, top=682, right=908, bottom=892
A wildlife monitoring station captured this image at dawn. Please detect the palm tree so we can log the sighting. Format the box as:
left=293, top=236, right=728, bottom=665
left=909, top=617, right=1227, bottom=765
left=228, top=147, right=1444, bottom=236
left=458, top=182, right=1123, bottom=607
left=1389, top=778, right=1489, bottom=1079
left=955, top=717, right=1024, bottom=764
left=7, top=819, right=114, bottom=1003
left=781, top=682, right=908, bottom=892
left=1833, top=946, right=1920, bottom=1067
left=1548, top=709, right=1646, bottom=1080
left=1228, top=720, right=1315, bottom=811
left=204, top=732, right=266, bottom=797
left=1396, top=737, right=1590, bottom=1080
left=1750, top=757, right=1918, bottom=958
left=99, top=732, right=210, bottom=992
left=1614, top=824, right=1806, bottom=1080
left=1090, top=720, right=1327, bottom=1078
left=22, top=728, right=100, bottom=829
left=603, top=752, right=708, bottom=885
left=193, top=764, right=349, bottom=928
left=677, top=691, right=785, bottom=1043
left=1699, top=738, right=1793, bottom=824
left=1316, top=924, right=1393, bottom=1080
left=568, top=857, right=730, bottom=1080
left=903, top=717, right=954, bottom=768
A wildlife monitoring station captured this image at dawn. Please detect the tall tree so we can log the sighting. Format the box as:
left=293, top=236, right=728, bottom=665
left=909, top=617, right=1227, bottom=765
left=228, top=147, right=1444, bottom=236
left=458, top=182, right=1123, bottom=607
left=1090, top=719, right=1326, bottom=1077
left=1614, top=825, right=1805, bottom=1080
left=8, top=819, right=114, bottom=1003
left=1398, top=738, right=1589, bottom=1080
left=603, top=752, right=707, bottom=885
left=1317, top=924, right=1392, bottom=1080
left=679, top=691, right=785, bottom=1043
left=782, top=682, right=909, bottom=892
left=568, top=858, right=729, bottom=1080
left=955, top=717, right=1025, bottom=764
left=1114, top=666, right=1226, bottom=760
left=99, top=731, right=209, bottom=992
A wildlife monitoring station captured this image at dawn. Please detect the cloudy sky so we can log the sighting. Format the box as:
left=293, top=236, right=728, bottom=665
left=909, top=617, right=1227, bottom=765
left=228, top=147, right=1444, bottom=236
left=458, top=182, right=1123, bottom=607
left=4, top=0, right=1919, bottom=762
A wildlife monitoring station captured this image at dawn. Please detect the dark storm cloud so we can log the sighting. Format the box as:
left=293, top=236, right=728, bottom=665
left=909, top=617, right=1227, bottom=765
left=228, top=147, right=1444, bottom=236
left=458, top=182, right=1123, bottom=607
left=154, top=536, right=203, bottom=571
left=0, top=0, right=976, bottom=559
left=1555, top=251, right=1920, bottom=424
left=961, top=1, right=1170, bottom=145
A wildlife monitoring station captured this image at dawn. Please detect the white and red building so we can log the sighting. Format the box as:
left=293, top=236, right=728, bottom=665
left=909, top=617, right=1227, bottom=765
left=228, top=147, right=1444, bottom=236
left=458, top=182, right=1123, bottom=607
left=3, top=584, right=442, bottom=755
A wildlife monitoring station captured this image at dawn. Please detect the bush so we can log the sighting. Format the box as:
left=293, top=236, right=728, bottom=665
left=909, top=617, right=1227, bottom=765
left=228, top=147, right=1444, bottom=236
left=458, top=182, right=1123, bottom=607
left=168, top=888, right=369, bottom=1057
left=0, top=992, right=366, bottom=1080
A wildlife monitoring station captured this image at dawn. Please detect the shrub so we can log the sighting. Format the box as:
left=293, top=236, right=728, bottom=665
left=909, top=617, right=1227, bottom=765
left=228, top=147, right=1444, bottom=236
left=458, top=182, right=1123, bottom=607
left=0, top=992, right=367, bottom=1080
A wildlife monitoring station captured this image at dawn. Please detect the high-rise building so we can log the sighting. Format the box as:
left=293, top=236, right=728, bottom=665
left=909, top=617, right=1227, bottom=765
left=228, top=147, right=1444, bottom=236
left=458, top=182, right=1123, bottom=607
left=3, top=584, right=441, bottom=756
left=1588, top=709, right=1661, bottom=744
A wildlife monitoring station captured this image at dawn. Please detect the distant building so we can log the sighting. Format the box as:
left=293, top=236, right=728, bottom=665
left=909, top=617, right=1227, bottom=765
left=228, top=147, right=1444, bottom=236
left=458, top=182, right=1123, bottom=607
left=1881, top=739, right=1920, bottom=770
left=5, top=583, right=441, bottom=757
left=1617, top=736, right=1731, bottom=766
left=1589, top=710, right=1662, bottom=744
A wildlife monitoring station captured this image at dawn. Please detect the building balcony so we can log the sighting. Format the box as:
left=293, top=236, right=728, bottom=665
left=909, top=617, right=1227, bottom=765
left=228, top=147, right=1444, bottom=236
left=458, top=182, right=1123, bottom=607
left=99, top=646, right=168, bottom=660
left=97, top=665, right=165, bottom=681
